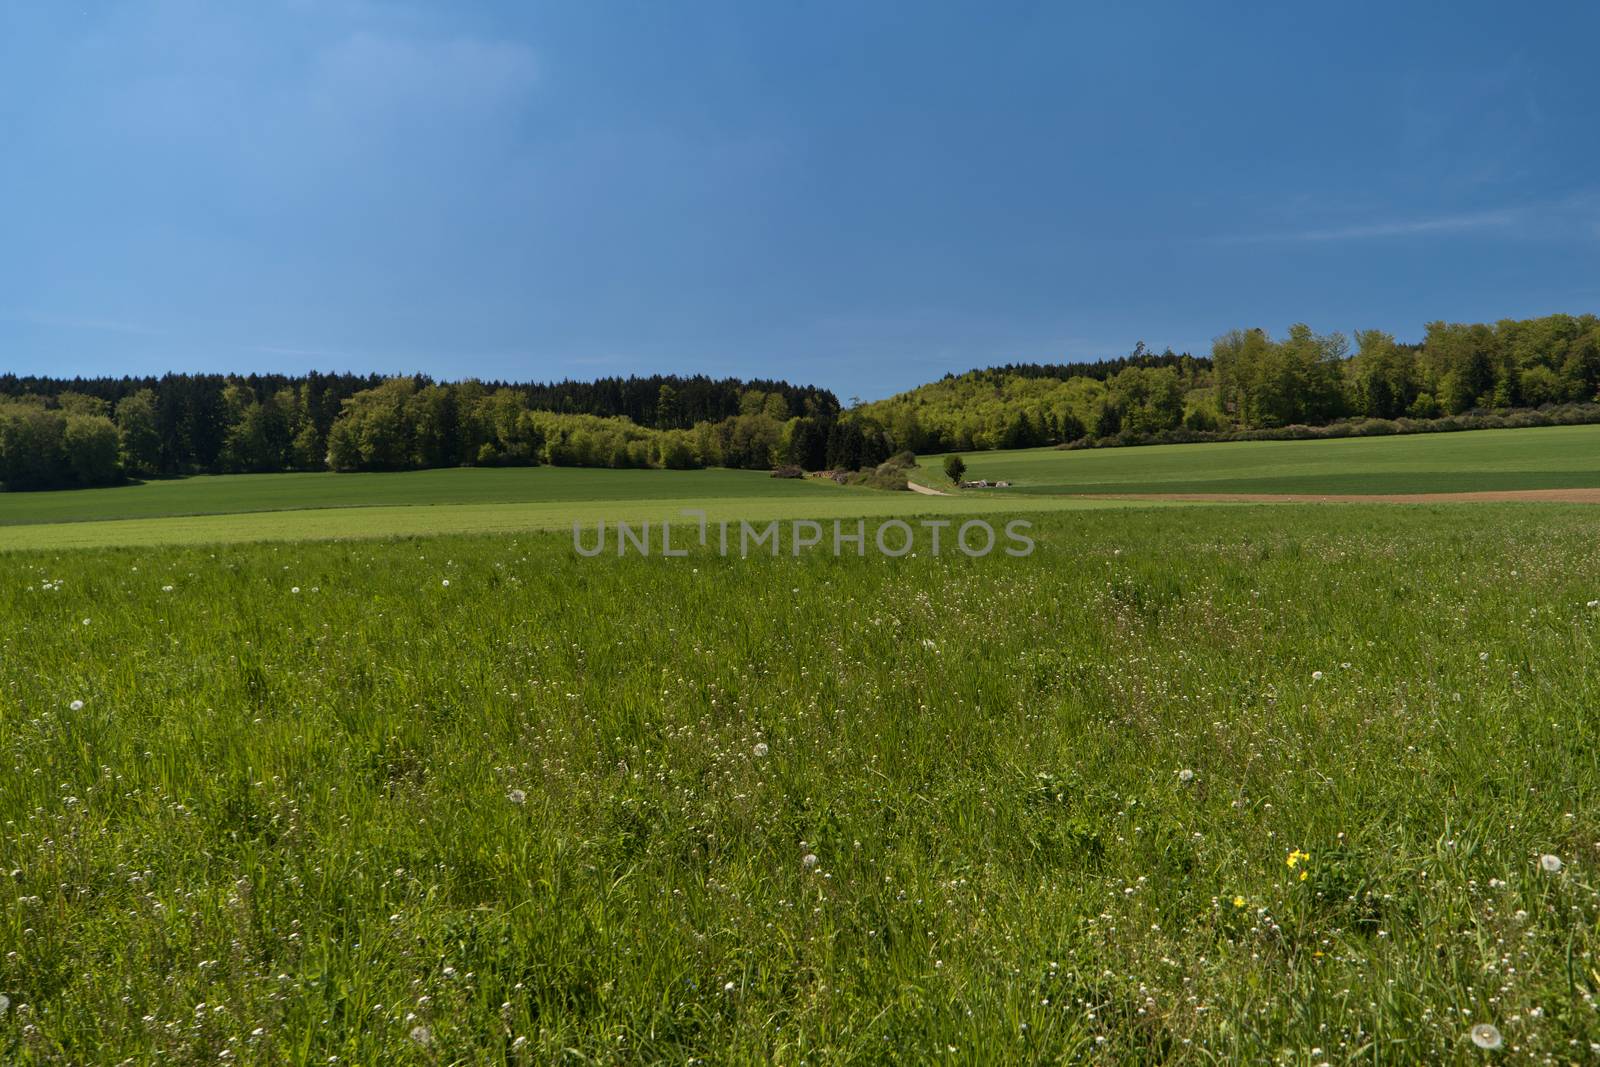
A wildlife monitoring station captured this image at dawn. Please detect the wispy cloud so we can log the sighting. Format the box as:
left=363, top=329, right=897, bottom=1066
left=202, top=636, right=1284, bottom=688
left=1220, top=208, right=1521, bottom=245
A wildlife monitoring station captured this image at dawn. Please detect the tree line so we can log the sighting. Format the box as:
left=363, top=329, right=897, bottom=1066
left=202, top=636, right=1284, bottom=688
left=0, top=371, right=840, bottom=490
left=6, top=311, right=1597, bottom=490
left=858, top=312, right=1600, bottom=452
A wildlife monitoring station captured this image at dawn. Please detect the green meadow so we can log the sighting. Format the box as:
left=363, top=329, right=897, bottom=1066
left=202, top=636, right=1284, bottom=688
left=947, top=423, right=1600, bottom=496
left=3, top=423, right=1599, bottom=551
left=4, top=505, right=1600, bottom=1063
left=3, top=429, right=1600, bottom=1063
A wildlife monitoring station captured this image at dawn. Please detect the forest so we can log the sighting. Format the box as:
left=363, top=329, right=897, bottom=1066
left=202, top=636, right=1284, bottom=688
left=857, top=313, right=1600, bottom=452
left=0, top=372, right=841, bottom=490
left=3, top=313, right=1598, bottom=490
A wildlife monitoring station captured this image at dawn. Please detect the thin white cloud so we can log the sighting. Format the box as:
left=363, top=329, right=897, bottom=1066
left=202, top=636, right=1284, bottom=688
left=1222, top=208, right=1520, bottom=244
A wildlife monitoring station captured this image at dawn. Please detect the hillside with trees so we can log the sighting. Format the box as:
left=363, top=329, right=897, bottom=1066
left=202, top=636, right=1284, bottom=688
left=4, top=312, right=1598, bottom=491
left=857, top=313, right=1600, bottom=452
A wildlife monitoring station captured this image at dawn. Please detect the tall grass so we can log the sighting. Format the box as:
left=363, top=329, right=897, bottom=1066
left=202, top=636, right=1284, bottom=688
left=1, top=506, right=1598, bottom=1063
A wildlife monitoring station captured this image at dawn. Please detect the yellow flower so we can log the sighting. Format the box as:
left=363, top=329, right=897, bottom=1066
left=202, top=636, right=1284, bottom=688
left=1286, top=849, right=1310, bottom=869
left=1232, top=895, right=1246, bottom=908
left=1299, top=870, right=1308, bottom=881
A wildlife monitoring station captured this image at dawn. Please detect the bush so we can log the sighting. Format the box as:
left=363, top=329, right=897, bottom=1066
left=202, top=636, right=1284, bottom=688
left=943, top=454, right=967, bottom=484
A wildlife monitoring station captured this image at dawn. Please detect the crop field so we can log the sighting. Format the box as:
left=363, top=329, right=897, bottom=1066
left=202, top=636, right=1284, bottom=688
left=946, top=423, right=1600, bottom=497
left=4, top=498, right=1600, bottom=1063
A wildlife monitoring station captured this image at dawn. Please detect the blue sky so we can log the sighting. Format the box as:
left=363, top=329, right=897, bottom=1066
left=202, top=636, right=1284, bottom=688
left=2, top=2, right=1598, bottom=400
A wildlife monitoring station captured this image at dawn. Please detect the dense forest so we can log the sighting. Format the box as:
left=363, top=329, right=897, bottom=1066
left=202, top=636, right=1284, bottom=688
left=0, top=372, right=841, bottom=490
left=858, top=313, right=1600, bottom=452
left=4, top=312, right=1598, bottom=491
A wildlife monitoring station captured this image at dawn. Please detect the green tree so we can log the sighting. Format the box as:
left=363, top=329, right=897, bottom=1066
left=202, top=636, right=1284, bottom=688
left=115, top=389, right=163, bottom=475
left=943, top=454, right=966, bottom=484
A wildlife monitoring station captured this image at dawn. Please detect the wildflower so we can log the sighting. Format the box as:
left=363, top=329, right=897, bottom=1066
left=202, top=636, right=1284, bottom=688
left=441, top=579, right=450, bottom=587
left=802, top=853, right=819, bottom=870
left=409, top=1025, right=433, bottom=1047
left=507, top=789, right=527, bottom=805
left=1232, top=895, right=1246, bottom=909
left=1286, top=849, right=1310, bottom=869
left=70, top=699, right=84, bottom=711
left=921, top=638, right=937, bottom=651
left=0, top=993, right=8, bottom=1016
left=81, top=618, right=91, bottom=626
left=290, top=587, right=300, bottom=594
left=1587, top=599, right=1599, bottom=609
left=1479, top=652, right=1489, bottom=662
left=511, top=1036, right=528, bottom=1051
left=723, top=981, right=736, bottom=992
left=752, top=742, right=769, bottom=758
left=162, top=585, right=174, bottom=592
left=1540, top=853, right=1563, bottom=873
left=1177, top=769, right=1195, bottom=784
left=1469, top=1022, right=1503, bottom=1050
left=1311, top=671, right=1323, bottom=681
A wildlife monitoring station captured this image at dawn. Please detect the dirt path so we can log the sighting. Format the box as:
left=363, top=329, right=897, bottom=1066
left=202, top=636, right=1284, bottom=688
left=1084, top=487, right=1600, bottom=504
left=906, top=481, right=950, bottom=496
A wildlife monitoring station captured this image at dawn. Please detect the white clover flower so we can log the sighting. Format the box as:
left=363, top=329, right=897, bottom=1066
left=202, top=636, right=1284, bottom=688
left=1587, top=599, right=1599, bottom=609
left=802, top=853, right=819, bottom=870
left=1469, top=1022, right=1502, bottom=1050
left=752, top=742, right=769, bottom=758
left=723, top=981, right=736, bottom=992
left=507, top=789, right=526, bottom=806
left=70, top=699, right=85, bottom=711
left=162, top=585, right=174, bottom=593
left=81, top=618, right=91, bottom=626
left=1311, top=670, right=1324, bottom=681
left=1540, top=853, right=1563, bottom=873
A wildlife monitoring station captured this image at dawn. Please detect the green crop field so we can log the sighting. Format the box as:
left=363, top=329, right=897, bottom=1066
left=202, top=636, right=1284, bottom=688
left=4, top=504, right=1600, bottom=1063
left=946, top=423, right=1600, bottom=496
left=5, top=423, right=1599, bottom=552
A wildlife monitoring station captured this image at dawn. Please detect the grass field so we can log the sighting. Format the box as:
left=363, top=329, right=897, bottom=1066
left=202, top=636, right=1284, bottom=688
left=4, top=423, right=1598, bottom=552
left=947, top=423, right=1600, bottom=496
left=3, top=505, right=1600, bottom=1063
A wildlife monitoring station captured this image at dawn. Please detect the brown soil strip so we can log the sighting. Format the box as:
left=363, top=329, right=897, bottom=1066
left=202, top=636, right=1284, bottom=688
left=1084, top=488, right=1600, bottom=504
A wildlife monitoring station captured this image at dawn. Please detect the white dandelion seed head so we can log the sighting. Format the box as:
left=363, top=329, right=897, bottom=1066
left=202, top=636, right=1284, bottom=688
left=290, top=587, right=300, bottom=594
left=1479, top=652, right=1489, bottom=662
left=81, top=618, right=91, bottom=626
left=1178, top=769, right=1195, bottom=784
left=752, top=742, right=769, bottom=758
left=441, top=579, right=450, bottom=587
left=507, top=789, right=527, bottom=806
left=1540, top=853, right=1563, bottom=873
left=723, top=981, right=736, bottom=992
left=69, top=699, right=85, bottom=712
left=408, top=1025, right=433, bottom=1046
left=1469, top=1022, right=1502, bottom=1049
left=1311, top=670, right=1323, bottom=681
left=801, top=853, right=819, bottom=870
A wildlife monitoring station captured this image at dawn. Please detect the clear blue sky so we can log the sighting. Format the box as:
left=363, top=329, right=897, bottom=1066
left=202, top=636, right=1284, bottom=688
left=3, top=2, right=1598, bottom=401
